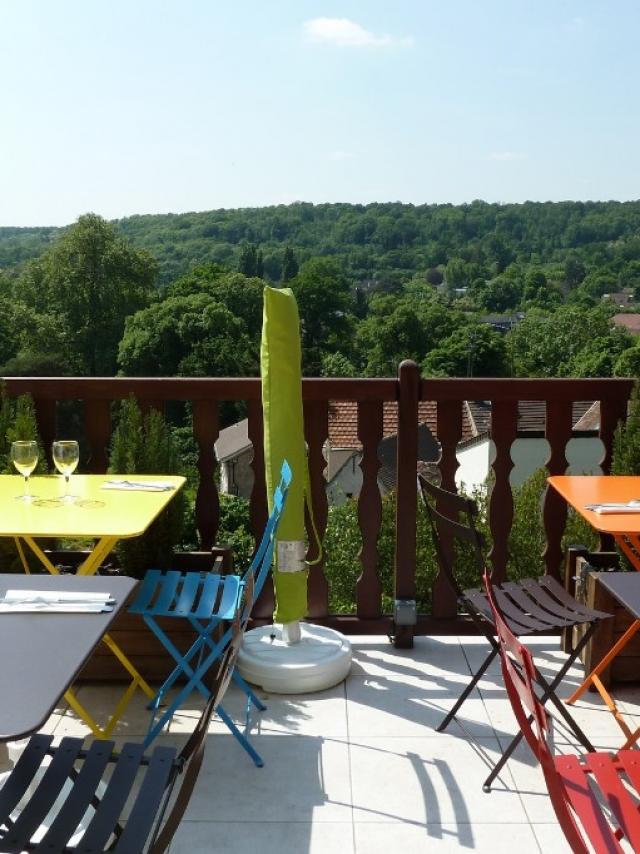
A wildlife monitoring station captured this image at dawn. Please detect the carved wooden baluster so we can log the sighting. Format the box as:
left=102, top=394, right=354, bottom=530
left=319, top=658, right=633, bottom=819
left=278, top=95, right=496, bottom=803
left=34, top=398, right=56, bottom=463
left=193, top=399, right=219, bottom=550
left=600, top=395, right=628, bottom=474
left=598, top=393, right=630, bottom=550
left=488, top=400, right=517, bottom=584
left=85, top=399, right=111, bottom=473
left=394, top=360, right=419, bottom=647
left=247, top=399, right=273, bottom=619
left=432, top=399, right=462, bottom=619
left=543, top=399, right=573, bottom=580
left=304, top=399, right=329, bottom=618
left=356, top=400, right=383, bottom=619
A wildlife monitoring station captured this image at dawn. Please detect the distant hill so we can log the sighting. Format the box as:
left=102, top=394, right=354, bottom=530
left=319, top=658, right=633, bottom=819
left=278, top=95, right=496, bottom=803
left=2, top=199, right=640, bottom=287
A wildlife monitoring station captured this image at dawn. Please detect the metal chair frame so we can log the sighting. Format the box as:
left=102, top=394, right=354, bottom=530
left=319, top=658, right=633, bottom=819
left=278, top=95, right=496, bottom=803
left=418, top=473, right=611, bottom=792
left=0, top=568, right=254, bottom=854
left=129, top=460, right=292, bottom=767
left=484, top=569, right=640, bottom=853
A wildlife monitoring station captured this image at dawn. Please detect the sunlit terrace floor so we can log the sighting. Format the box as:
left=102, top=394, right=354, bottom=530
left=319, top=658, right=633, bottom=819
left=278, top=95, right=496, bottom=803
left=6, top=634, right=640, bottom=853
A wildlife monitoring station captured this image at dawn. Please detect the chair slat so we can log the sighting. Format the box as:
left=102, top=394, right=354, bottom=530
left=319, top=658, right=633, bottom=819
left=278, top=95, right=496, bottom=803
left=37, top=740, right=115, bottom=853
left=148, top=571, right=182, bottom=615
left=534, top=576, right=611, bottom=620
left=193, top=573, right=224, bottom=619
left=77, top=742, right=146, bottom=854
left=4, top=737, right=84, bottom=851
left=463, top=589, right=535, bottom=635
left=128, top=569, right=162, bottom=614
left=555, top=755, right=625, bottom=853
left=491, top=588, right=551, bottom=632
left=173, top=572, right=202, bottom=616
left=113, top=747, right=177, bottom=854
left=498, top=583, right=577, bottom=628
left=584, top=752, right=640, bottom=850
left=0, top=734, right=52, bottom=822
left=205, top=575, right=242, bottom=621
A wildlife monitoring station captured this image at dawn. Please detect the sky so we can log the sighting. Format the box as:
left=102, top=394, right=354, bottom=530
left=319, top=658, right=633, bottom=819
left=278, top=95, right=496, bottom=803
left=1, top=0, right=639, bottom=227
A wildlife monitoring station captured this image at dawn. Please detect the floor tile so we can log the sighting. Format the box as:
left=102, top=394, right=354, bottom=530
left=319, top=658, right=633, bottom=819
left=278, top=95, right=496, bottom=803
left=171, top=821, right=355, bottom=854
left=185, top=733, right=353, bottom=823
left=349, top=735, right=525, bottom=825
left=346, top=674, right=495, bottom=739
left=354, top=822, right=541, bottom=853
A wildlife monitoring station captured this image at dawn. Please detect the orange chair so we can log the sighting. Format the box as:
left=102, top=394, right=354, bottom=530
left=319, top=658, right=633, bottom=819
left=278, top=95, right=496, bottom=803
left=484, top=569, right=640, bottom=853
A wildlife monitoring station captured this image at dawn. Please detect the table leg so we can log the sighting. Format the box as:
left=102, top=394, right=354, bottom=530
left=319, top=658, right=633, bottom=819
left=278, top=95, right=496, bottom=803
left=63, top=632, right=155, bottom=738
left=19, top=534, right=156, bottom=737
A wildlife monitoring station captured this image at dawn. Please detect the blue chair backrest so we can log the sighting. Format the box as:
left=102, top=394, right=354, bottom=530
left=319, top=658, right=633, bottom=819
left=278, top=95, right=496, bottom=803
left=247, top=459, right=292, bottom=600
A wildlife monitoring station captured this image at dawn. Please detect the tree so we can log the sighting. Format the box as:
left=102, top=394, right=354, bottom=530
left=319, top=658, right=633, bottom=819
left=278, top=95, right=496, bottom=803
left=281, top=246, right=299, bottom=282
left=289, top=258, right=354, bottom=374
left=17, top=214, right=157, bottom=375
left=238, top=243, right=263, bottom=278
left=422, top=323, right=509, bottom=378
left=118, top=293, right=257, bottom=377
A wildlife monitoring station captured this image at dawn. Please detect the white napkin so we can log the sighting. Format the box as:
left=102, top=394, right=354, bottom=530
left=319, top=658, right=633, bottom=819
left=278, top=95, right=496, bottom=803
left=101, top=480, right=174, bottom=492
left=585, top=502, right=640, bottom=514
left=0, top=589, right=114, bottom=613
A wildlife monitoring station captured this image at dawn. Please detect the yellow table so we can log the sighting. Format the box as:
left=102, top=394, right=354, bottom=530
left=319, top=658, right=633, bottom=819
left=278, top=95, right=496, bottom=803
left=0, top=473, right=186, bottom=738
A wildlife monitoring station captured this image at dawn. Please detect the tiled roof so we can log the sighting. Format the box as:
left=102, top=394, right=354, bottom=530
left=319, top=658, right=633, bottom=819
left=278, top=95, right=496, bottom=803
left=328, top=400, right=473, bottom=450
left=465, top=400, right=596, bottom=434
left=613, top=313, right=640, bottom=334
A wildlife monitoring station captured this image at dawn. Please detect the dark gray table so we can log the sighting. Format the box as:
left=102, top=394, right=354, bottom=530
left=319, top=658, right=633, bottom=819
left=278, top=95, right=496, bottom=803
left=0, top=573, right=138, bottom=742
left=598, top=571, right=640, bottom=617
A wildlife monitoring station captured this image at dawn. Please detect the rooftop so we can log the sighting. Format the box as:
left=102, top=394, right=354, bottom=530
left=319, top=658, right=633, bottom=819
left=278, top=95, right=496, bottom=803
left=5, top=634, right=634, bottom=853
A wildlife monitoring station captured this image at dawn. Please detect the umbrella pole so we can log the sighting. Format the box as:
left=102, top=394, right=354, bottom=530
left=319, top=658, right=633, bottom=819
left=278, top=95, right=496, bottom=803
left=282, top=620, right=301, bottom=644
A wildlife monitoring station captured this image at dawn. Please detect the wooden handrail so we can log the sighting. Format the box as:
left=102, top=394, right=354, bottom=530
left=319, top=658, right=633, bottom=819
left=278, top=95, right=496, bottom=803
left=4, top=372, right=634, bottom=647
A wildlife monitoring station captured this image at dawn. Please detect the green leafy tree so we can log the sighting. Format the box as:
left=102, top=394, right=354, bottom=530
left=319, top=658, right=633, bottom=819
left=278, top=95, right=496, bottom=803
left=281, top=246, right=299, bottom=282
left=289, top=258, right=354, bottom=374
left=18, top=214, right=157, bottom=375
left=422, top=323, right=509, bottom=377
left=118, top=293, right=257, bottom=377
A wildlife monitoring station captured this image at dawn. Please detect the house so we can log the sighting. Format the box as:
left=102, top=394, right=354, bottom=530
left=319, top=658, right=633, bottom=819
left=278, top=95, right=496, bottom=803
left=326, top=400, right=473, bottom=504
left=602, top=289, right=635, bottom=309
left=214, top=418, right=253, bottom=497
left=612, top=313, right=640, bottom=335
left=456, top=399, right=602, bottom=492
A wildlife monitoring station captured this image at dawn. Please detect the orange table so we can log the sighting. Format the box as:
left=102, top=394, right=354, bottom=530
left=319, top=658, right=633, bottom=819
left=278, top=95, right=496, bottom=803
left=549, top=475, right=640, bottom=748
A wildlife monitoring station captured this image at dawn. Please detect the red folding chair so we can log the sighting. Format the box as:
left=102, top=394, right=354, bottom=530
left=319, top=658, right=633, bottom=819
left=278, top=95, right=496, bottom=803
left=483, top=569, right=640, bottom=854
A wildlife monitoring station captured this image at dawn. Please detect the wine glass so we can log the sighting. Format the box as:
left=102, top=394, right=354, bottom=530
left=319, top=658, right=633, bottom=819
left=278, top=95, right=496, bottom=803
left=52, top=440, right=80, bottom=504
left=11, top=440, right=39, bottom=502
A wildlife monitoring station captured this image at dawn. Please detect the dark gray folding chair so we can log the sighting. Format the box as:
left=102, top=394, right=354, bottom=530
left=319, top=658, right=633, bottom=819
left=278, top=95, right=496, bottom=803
left=0, top=574, right=256, bottom=853
left=418, top=474, right=611, bottom=792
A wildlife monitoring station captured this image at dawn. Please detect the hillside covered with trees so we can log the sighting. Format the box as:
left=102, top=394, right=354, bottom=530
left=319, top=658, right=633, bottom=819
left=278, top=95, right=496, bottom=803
left=1, top=200, right=640, bottom=386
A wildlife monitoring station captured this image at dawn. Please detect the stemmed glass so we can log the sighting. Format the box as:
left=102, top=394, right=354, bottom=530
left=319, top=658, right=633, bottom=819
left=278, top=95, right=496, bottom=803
left=11, top=440, right=39, bottom=502
left=52, top=440, right=80, bottom=504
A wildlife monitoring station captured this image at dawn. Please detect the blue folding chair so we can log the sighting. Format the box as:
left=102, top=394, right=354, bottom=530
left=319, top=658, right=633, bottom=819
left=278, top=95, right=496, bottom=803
left=129, top=460, right=292, bottom=767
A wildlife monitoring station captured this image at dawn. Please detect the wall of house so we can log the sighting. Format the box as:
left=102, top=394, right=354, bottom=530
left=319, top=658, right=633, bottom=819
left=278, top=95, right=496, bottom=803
left=326, top=451, right=362, bottom=505
left=456, top=436, right=604, bottom=494
left=219, top=447, right=255, bottom=498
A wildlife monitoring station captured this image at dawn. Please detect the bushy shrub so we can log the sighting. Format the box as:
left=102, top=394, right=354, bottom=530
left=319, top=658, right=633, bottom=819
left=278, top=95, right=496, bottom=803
left=324, top=466, right=598, bottom=614
left=0, top=389, right=48, bottom=570
left=108, top=397, right=184, bottom=577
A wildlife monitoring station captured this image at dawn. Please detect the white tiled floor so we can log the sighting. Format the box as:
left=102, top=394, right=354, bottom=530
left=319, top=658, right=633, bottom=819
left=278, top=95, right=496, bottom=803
left=4, top=635, right=636, bottom=852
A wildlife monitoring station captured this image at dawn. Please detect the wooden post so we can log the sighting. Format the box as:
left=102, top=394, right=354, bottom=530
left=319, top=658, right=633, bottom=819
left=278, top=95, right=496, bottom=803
left=394, top=360, right=419, bottom=648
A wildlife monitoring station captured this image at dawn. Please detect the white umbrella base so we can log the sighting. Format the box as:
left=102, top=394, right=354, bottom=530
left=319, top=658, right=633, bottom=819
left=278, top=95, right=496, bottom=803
left=237, top=623, right=352, bottom=693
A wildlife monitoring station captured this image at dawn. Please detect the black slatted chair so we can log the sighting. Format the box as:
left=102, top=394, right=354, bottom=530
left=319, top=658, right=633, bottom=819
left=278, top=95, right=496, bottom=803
left=0, top=574, right=256, bottom=854
left=418, top=474, right=611, bottom=793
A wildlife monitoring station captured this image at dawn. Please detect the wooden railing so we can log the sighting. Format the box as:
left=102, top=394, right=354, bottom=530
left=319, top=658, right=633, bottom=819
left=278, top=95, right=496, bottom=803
left=4, top=367, right=634, bottom=648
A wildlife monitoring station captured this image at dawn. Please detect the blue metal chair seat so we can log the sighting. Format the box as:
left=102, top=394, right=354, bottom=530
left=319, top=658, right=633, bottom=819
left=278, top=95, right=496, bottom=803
left=129, top=460, right=292, bottom=767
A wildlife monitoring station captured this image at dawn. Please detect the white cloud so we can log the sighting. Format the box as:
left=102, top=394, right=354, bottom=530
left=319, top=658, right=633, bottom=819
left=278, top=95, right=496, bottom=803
left=303, top=17, right=413, bottom=48
left=488, top=151, right=526, bottom=162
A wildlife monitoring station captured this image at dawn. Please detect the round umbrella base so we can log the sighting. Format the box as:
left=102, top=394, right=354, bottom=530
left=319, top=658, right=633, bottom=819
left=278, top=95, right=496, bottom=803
left=237, top=623, right=352, bottom=693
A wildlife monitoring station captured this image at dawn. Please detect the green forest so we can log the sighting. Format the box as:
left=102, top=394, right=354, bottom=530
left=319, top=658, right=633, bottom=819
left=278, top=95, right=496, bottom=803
left=1, top=199, right=640, bottom=382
